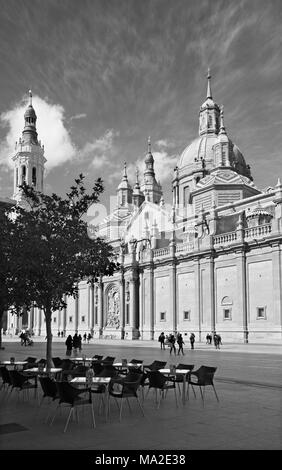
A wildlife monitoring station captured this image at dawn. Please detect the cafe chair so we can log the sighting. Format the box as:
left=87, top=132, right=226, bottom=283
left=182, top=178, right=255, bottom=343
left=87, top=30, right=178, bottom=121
left=92, top=355, right=103, bottom=361
left=188, top=365, right=219, bottom=404
left=146, top=370, right=178, bottom=408
left=108, top=373, right=145, bottom=421
left=38, top=376, right=60, bottom=422
left=101, top=356, right=115, bottom=365
left=23, top=357, right=38, bottom=369
left=0, top=366, right=13, bottom=396
left=52, top=357, right=63, bottom=368
left=143, top=360, right=167, bottom=372
left=9, top=370, right=37, bottom=400
left=50, top=381, right=95, bottom=432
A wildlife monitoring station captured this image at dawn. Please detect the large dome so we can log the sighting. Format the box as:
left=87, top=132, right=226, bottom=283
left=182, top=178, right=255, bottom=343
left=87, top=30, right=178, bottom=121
left=177, top=133, right=250, bottom=178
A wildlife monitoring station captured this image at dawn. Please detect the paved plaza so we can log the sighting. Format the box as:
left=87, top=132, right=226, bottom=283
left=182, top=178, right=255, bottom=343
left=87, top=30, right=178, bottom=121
left=0, top=337, right=281, bottom=453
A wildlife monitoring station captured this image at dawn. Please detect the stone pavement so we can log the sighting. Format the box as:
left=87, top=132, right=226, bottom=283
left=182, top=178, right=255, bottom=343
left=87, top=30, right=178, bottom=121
left=0, top=339, right=281, bottom=453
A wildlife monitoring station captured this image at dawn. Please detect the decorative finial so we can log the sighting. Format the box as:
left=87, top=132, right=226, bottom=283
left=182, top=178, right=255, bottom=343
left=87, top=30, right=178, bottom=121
left=29, top=90, right=32, bottom=106
left=122, top=162, right=127, bottom=179
left=206, top=68, right=212, bottom=99
left=148, top=136, right=151, bottom=153
left=219, top=105, right=226, bottom=134
left=135, top=167, right=139, bottom=183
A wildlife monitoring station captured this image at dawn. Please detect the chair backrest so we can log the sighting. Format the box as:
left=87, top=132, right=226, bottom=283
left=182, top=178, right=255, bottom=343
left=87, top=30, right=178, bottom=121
left=99, top=365, right=118, bottom=378
left=122, top=374, right=143, bottom=396
left=61, top=359, right=75, bottom=370
left=55, top=381, right=84, bottom=406
left=92, top=355, right=103, bottom=361
left=39, top=376, right=58, bottom=399
left=9, top=370, right=27, bottom=388
left=0, top=366, right=12, bottom=385
left=149, top=360, right=167, bottom=370
left=147, top=370, right=167, bottom=389
left=176, top=364, right=194, bottom=371
left=193, top=365, right=217, bottom=385
left=130, top=359, right=143, bottom=364
left=52, top=357, right=63, bottom=367
left=92, top=362, right=103, bottom=376
left=102, top=356, right=115, bottom=364
left=24, top=357, right=37, bottom=363
left=37, top=358, right=47, bottom=366
left=73, top=365, right=88, bottom=376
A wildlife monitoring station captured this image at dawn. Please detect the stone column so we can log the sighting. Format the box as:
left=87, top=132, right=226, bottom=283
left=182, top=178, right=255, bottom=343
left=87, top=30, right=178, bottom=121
left=272, top=243, right=282, bottom=336
left=210, top=254, right=216, bottom=334
left=149, top=249, right=154, bottom=340
left=63, top=295, right=67, bottom=336
left=75, top=287, right=79, bottom=332
left=169, top=235, right=177, bottom=334
left=89, top=284, right=95, bottom=332
left=196, top=257, right=202, bottom=342
left=238, top=248, right=248, bottom=343
left=119, top=274, right=125, bottom=339
left=97, top=279, right=103, bottom=337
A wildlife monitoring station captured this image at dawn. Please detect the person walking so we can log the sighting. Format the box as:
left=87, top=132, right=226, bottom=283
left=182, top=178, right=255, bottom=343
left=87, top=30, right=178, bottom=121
left=177, top=333, right=185, bottom=355
left=65, top=334, right=73, bottom=356
left=87, top=333, right=92, bottom=344
left=72, top=332, right=79, bottom=355
left=158, top=332, right=166, bottom=350
left=83, top=332, right=87, bottom=342
left=189, top=332, right=195, bottom=350
left=169, top=334, right=177, bottom=355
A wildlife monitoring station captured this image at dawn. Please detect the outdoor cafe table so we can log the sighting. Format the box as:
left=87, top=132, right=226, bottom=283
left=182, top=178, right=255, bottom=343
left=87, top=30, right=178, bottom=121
left=71, top=358, right=94, bottom=364
left=113, top=362, right=143, bottom=370
left=24, top=367, right=62, bottom=384
left=71, top=377, right=112, bottom=419
left=0, top=361, right=27, bottom=369
left=159, top=368, right=191, bottom=405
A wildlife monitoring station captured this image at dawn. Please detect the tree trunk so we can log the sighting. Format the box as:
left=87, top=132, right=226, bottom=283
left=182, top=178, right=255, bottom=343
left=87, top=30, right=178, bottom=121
left=45, top=307, right=53, bottom=370
left=0, top=309, right=3, bottom=349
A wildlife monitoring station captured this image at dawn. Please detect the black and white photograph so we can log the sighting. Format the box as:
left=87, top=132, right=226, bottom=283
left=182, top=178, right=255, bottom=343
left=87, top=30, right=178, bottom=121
left=0, top=0, right=281, bottom=460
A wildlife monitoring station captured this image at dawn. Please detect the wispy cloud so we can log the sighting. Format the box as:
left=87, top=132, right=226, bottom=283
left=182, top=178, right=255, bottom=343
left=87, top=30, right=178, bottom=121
left=70, top=113, right=87, bottom=121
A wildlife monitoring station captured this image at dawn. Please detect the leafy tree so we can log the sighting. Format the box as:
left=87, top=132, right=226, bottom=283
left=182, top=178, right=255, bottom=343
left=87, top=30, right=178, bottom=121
left=9, top=174, right=118, bottom=367
left=0, top=208, right=35, bottom=348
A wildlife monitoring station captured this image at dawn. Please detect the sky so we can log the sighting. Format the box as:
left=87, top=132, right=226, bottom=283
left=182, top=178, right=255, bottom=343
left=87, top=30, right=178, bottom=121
left=0, top=0, right=282, bottom=210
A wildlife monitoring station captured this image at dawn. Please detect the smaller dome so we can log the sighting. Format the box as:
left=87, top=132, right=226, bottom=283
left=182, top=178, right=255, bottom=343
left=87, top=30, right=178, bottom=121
left=24, top=105, right=37, bottom=119
left=145, top=151, right=154, bottom=164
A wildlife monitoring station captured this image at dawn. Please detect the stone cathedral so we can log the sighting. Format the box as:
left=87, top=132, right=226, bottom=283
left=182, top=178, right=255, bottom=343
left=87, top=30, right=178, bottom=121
left=4, top=75, right=282, bottom=343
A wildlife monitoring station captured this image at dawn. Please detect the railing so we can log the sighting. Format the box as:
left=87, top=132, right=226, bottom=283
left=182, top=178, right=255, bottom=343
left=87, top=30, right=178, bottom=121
left=213, top=231, right=237, bottom=245
left=175, top=242, right=194, bottom=253
left=245, top=224, right=272, bottom=239
left=153, top=247, right=170, bottom=258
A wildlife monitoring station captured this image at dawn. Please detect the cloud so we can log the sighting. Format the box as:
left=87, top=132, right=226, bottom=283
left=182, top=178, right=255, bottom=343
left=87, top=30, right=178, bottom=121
left=69, top=113, right=87, bottom=121
left=0, top=94, right=76, bottom=171
left=79, top=129, right=120, bottom=170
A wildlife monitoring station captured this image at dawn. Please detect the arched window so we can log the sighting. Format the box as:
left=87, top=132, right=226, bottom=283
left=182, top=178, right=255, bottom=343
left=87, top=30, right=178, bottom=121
left=21, top=165, right=26, bottom=183
left=208, top=115, right=213, bottom=128
left=221, top=296, right=233, bottom=306
left=16, top=168, right=18, bottom=187
left=32, top=167, right=36, bottom=186
left=221, top=296, right=232, bottom=320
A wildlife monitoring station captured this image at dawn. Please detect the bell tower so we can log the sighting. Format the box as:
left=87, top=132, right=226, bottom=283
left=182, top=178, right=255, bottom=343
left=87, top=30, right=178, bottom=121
left=12, top=90, right=46, bottom=204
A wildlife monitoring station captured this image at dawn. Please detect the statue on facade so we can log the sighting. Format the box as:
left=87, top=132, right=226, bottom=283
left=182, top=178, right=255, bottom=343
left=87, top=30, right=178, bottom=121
left=106, top=287, right=120, bottom=329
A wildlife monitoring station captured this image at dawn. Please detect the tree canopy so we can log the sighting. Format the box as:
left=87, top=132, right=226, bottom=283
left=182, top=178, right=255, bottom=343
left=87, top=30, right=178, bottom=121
left=1, top=174, right=119, bottom=364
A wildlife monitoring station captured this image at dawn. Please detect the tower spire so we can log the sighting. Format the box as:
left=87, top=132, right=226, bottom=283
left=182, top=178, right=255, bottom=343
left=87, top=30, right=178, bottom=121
left=122, top=161, right=128, bottom=180
left=29, top=89, right=32, bottom=106
left=206, top=68, right=212, bottom=99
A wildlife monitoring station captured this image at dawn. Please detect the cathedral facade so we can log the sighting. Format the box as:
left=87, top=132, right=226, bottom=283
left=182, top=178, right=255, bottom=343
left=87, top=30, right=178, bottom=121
left=5, top=76, right=282, bottom=343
